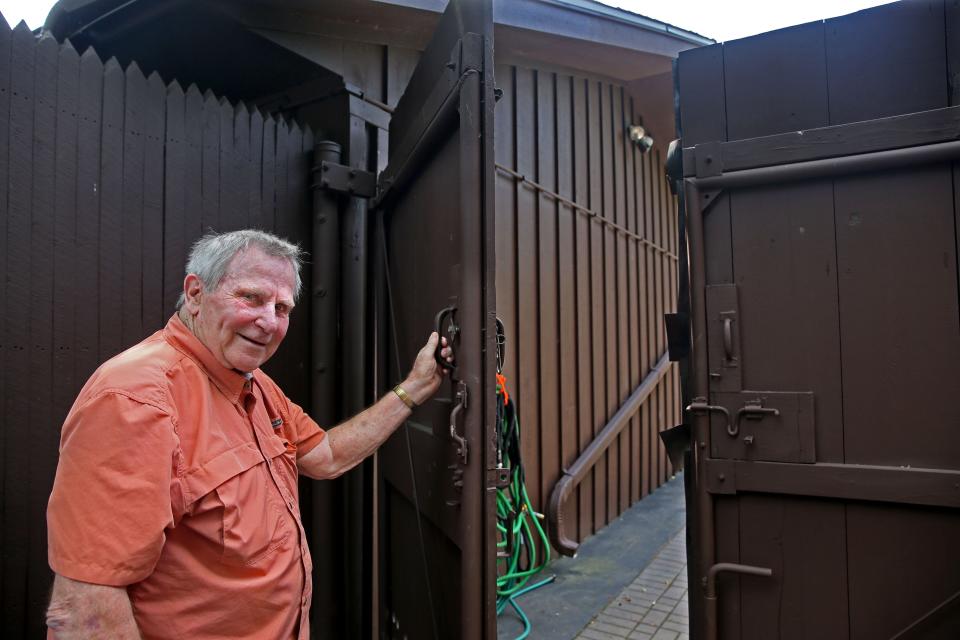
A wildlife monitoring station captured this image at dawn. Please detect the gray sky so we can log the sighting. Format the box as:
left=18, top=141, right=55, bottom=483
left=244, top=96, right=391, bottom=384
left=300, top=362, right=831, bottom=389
left=0, top=0, right=897, bottom=41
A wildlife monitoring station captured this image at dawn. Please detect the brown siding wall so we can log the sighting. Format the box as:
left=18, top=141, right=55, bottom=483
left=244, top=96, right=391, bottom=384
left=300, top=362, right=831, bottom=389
left=0, top=22, right=314, bottom=638
left=493, top=63, right=681, bottom=546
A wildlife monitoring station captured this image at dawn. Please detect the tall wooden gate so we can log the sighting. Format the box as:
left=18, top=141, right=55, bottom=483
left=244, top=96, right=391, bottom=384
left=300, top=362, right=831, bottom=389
left=0, top=19, right=316, bottom=638
left=676, top=1, right=960, bottom=638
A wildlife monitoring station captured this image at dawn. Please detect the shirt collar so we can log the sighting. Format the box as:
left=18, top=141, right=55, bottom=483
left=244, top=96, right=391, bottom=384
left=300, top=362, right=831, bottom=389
left=163, top=313, right=253, bottom=404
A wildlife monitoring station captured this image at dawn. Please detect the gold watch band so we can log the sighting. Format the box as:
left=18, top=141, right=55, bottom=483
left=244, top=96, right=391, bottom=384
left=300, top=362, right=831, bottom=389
left=392, top=384, right=416, bottom=409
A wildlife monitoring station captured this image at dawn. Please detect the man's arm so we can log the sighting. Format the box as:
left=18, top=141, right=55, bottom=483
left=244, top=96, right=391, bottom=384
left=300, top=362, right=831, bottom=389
left=46, top=574, right=140, bottom=639
left=298, top=332, right=451, bottom=480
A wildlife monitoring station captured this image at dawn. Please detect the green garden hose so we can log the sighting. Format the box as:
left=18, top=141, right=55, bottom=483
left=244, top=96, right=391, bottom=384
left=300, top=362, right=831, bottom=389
left=495, top=372, right=554, bottom=638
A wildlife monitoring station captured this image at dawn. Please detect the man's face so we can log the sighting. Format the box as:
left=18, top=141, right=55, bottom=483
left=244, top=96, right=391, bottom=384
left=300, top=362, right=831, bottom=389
left=184, top=247, right=296, bottom=372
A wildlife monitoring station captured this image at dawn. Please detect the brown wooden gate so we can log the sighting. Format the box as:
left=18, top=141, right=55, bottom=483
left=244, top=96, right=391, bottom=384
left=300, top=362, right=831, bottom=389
left=0, top=19, right=316, bottom=638
left=675, top=1, right=960, bottom=638
left=373, top=1, right=498, bottom=637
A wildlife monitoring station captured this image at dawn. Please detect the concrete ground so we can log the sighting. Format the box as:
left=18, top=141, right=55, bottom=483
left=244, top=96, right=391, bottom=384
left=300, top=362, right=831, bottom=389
left=497, top=474, right=687, bottom=640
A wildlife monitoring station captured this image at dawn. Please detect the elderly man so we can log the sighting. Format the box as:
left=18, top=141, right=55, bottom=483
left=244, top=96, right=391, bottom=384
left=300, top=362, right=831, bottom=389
left=45, top=229, right=451, bottom=639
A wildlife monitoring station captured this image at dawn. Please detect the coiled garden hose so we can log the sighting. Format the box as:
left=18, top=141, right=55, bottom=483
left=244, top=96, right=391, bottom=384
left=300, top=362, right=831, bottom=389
left=495, top=373, right=554, bottom=638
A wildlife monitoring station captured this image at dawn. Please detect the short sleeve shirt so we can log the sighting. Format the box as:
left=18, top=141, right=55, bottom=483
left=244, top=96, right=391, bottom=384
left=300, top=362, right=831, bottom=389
left=47, top=314, right=326, bottom=640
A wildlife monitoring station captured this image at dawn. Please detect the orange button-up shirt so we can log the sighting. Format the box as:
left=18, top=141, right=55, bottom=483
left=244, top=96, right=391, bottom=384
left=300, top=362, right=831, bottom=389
left=47, top=314, right=326, bottom=639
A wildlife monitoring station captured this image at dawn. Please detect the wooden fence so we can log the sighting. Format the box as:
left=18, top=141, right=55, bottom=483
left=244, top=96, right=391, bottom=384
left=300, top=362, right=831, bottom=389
left=494, top=63, right=681, bottom=545
left=0, top=20, right=315, bottom=637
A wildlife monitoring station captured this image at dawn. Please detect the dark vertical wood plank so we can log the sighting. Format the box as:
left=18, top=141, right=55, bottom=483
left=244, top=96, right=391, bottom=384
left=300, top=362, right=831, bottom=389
left=53, top=41, right=79, bottom=420
left=201, top=89, right=220, bottom=232
left=27, top=33, right=58, bottom=634
left=536, top=70, right=560, bottom=515
left=284, top=123, right=311, bottom=400
left=217, top=97, right=237, bottom=231
left=260, top=114, right=277, bottom=231
left=163, top=81, right=186, bottom=313
left=143, top=72, right=164, bottom=328
left=0, top=20, right=11, bottom=572
left=75, top=47, right=103, bottom=384
left=637, top=151, right=651, bottom=499
left=676, top=43, right=726, bottom=145
left=52, top=36, right=79, bottom=479
left=600, top=81, right=618, bottom=521
left=625, top=94, right=641, bottom=505
left=515, top=67, right=541, bottom=514
left=948, top=0, right=960, bottom=106
left=613, top=86, right=630, bottom=514
left=493, top=64, right=517, bottom=455
left=273, top=118, right=289, bottom=236
left=738, top=497, right=849, bottom=639
left=587, top=78, right=607, bottom=528
left=2, top=21, right=34, bottom=628
left=99, top=57, right=124, bottom=361
left=247, top=106, right=263, bottom=230
left=723, top=21, right=828, bottom=140
left=232, top=103, right=250, bottom=230
left=572, top=75, right=593, bottom=539
left=826, top=0, right=947, bottom=125
left=714, top=496, right=742, bottom=639
left=730, top=181, right=844, bottom=462
left=121, top=62, right=146, bottom=346
left=655, top=151, right=668, bottom=485
left=836, top=167, right=960, bottom=469
left=556, top=73, right=578, bottom=533
left=183, top=85, right=203, bottom=241
left=644, top=152, right=659, bottom=491
left=847, top=503, right=960, bottom=639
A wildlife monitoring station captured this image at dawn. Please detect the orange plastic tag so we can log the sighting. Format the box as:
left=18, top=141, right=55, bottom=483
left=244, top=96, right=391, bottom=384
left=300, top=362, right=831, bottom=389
left=496, top=372, right=510, bottom=406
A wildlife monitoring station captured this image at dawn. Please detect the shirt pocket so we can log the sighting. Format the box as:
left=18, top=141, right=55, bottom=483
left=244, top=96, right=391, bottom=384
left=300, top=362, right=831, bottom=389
left=182, top=442, right=292, bottom=568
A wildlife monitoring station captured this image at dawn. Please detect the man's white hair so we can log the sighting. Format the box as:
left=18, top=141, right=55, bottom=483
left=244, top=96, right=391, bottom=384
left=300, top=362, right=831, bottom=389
left=176, top=229, right=304, bottom=309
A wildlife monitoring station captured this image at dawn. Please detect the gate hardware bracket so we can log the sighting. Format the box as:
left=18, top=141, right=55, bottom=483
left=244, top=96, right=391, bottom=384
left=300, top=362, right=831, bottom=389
left=732, top=403, right=780, bottom=437
left=449, top=380, right=468, bottom=464
left=705, top=562, right=773, bottom=595
left=699, top=187, right=724, bottom=212
left=313, top=160, right=376, bottom=198
left=686, top=398, right=732, bottom=436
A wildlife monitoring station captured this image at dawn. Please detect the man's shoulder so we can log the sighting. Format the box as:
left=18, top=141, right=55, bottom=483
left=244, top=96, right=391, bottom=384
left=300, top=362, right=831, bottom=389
left=80, top=330, right=189, bottom=409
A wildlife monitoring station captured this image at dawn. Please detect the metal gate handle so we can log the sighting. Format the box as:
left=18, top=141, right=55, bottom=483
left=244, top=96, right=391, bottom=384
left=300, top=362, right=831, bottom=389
left=434, top=305, right=458, bottom=372
left=722, top=317, right=734, bottom=361
left=449, top=381, right=468, bottom=464
left=733, top=403, right=780, bottom=437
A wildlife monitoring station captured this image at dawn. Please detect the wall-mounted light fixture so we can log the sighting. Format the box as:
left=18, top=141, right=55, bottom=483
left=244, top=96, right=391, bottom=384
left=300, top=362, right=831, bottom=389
left=628, top=125, right=654, bottom=153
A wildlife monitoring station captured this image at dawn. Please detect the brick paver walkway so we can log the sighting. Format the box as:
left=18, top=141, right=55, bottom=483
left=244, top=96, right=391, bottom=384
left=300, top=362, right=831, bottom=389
left=575, top=528, right=688, bottom=640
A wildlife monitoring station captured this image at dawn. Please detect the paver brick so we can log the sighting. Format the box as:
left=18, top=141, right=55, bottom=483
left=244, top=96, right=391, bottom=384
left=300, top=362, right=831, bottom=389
left=663, top=586, right=686, bottom=600
left=578, top=627, right=626, bottom=640
left=660, top=620, right=688, bottom=634
left=604, top=606, right=645, bottom=624
left=632, top=622, right=659, bottom=635
left=641, top=609, right=668, bottom=626
left=651, top=630, right=679, bottom=640
left=587, top=620, right=632, bottom=637
left=595, top=613, right=637, bottom=631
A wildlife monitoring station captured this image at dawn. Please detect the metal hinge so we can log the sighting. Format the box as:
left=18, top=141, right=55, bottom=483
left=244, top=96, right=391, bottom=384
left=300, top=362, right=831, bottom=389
left=312, top=160, right=376, bottom=198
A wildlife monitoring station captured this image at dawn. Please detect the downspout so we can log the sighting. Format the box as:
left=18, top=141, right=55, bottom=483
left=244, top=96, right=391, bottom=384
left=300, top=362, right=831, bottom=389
left=341, top=112, right=372, bottom=640
left=310, top=140, right=342, bottom=635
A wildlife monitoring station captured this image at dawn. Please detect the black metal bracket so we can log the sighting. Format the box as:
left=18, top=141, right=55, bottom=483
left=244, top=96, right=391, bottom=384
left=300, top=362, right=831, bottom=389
left=313, top=160, right=376, bottom=198
left=694, top=141, right=723, bottom=177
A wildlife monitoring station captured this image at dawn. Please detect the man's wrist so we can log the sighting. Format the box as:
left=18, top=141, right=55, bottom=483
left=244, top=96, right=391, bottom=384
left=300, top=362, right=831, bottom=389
left=392, top=384, right=416, bottom=409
